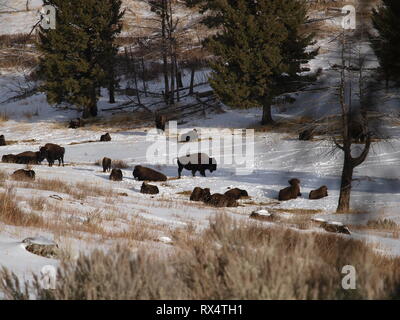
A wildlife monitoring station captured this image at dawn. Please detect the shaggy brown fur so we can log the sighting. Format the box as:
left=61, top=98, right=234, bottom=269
left=100, top=133, right=111, bottom=142
left=11, top=169, right=35, bottom=181
left=278, top=178, right=302, bottom=201
left=224, top=188, right=249, bottom=200
left=140, top=182, right=159, bottom=195
left=68, top=118, right=82, bottom=129
left=15, top=151, right=43, bottom=165
left=177, top=153, right=217, bottom=178
left=132, top=165, right=167, bottom=181
left=39, top=143, right=65, bottom=167
left=299, top=129, right=314, bottom=141
left=2, top=154, right=17, bottom=163
left=309, top=186, right=328, bottom=200
left=102, top=157, right=112, bottom=173
left=206, top=193, right=238, bottom=208
left=190, top=187, right=211, bottom=202
left=109, top=168, right=123, bottom=181
left=155, top=114, right=167, bottom=132
left=0, top=135, right=6, bottom=146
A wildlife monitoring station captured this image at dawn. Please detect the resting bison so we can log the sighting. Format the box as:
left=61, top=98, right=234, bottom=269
left=224, top=188, right=249, bottom=200
left=321, top=221, right=351, bottom=235
left=178, top=129, right=198, bottom=143
left=68, top=118, right=82, bottom=129
left=190, top=187, right=211, bottom=202
left=278, top=178, right=302, bottom=201
left=0, top=135, right=5, bottom=146
left=40, top=143, right=65, bottom=167
left=2, top=154, right=17, bottom=163
left=11, top=169, right=35, bottom=181
left=140, top=182, right=159, bottom=195
left=349, top=120, right=367, bottom=143
left=110, top=168, right=123, bottom=181
left=177, top=153, right=217, bottom=178
left=206, top=193, right=238, bottom=207
left=132, top=165, right=167, bottom=182
left=102, top=157, right=112, bottom=173
left=16, top=151, right=43, bottom=165
left=155, top=114, right=167, bottom=132
left=299, top=129, right=314, bottom=141
left=309, top=186, right=328, bottom=200
left=100, top=133, right=111, bottom=142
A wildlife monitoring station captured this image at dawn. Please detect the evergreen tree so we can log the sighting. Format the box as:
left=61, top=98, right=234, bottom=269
left=38, top=0, right=123, bottom=118
left=371, top=0, right=400, bottom=88
left=186, top=0, right=317, bottom=124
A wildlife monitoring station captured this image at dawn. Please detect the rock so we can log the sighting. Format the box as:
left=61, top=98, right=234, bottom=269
left=250, top=209, right=276, bottom=221
left=159, top=236, right=173, bottom=244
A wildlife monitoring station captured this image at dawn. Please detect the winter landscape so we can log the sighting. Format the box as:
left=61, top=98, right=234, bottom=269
left=1, top=0, right=400, bottom=301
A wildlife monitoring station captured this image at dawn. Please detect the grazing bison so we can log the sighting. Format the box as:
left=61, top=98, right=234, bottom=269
left=68, top=118, right=82, bottom=129
left=224, top=188, right=249, bottom=200
left=40, top=143, right=65, bottom=167
left=155, top=114, right=167, bottom=132
left=178, top=129, right=198, bottom=143
left=278, top=178, right=302, bottom=201
left=177, top=153, right=217, bottom=178
left=102, top=157, right=112, bottom=173
left=190, top=187, right=211, bottom=202
left=349, top=120, right=367, bottom=143
left=132, top=165, right=167, bottom=182
left=2, top=154, right=17, bottom=163
left=0, top=135, right=6, bottom=146
left=140, top=182, right=159, bottom=195
left=100, top=133, right=111, bottom=142
left=299, top=129, right=314, bottom=141
left=206, top=193, right=238, bottom=207
left=16, top=151, right=43, bottom=165
left=109, top=168, right=123, bottom=181
left=309, top=186, right=328, bottom=200
left=11, top=169, right=35, bottom=181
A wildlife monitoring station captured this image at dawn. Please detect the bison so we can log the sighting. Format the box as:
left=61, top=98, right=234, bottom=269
left=68, top=118, right=82, bottom=129
left=224, top=188, right=249, bottom=200
left=278, top=178, right=302, bottom=201
left=0, top=135, right=5, bottom=146
left=299, top=129, right=314, bottom=141
left=133, top=165, right=167, bottom=182
left=155, top=114, right=167, bottom=132
left=177, top=153, right=217, bottom=178
left=309, top=186, right=328, bottom=200
left=190, top=187, right=211, bottom=202
left=2, top=154, right=17, bottom=163
left=11, top=169, right=35, bottom=181
left=102, top=157, right=112, bottom=173
left=100, top=133, right=111, bottom=142
left=140, top=182, right=159, bottom=195
left=206, top=193, right=238, bottom=207
left=110, top=168, right=123, bottom=181
left=16, top=151, right=43, bottom=165
left=40, top=143, right=65, bottom=167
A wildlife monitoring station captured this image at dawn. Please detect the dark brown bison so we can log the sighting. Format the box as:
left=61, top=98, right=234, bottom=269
left=190, top=187, right=211, bottom=202
left=16, top=151, right=43, bottom=165
left=11, top=169, right=35, bottom=181
left=100, top=133, right=111, bottom=142
left=39, top=143, right=65, bottom=167
left=349, top=120, right=367, bottom=143
left=109, top=168, right=123, bottom=181
left=0, top=135, right=6, bottom=146
left=102, top=157, right=112, bottom=173
left=140, top=182, right=159, bottom=195
left=278, top=178, right=302, bottom=201
left=132, top=165, right=167, bottom=181
left=309, top=186, right=328, bottom=200
left=155, top=114, right=167, bottom=132
left=224, top=188, right=249, bottom=200
left=206, top=193, right=238, bottom=207
left=299, top=129, right=314, bottom=141
left=68, top=118, right=82, bottom=129
left=177, top=153, right=217, bottom=178
left=2, top=154, right=17, bottom=163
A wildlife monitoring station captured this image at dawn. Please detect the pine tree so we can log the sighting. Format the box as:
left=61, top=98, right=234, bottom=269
left=38, top=0, right=124, bottom=118
left=371, top=0, right=400, bottom=88
left=187, top=0, right=317, bottom=124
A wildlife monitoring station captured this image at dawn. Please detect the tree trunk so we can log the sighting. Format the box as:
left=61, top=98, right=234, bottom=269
left=89, top=86, right=98, bottom=117
left=189, top=66, right=195, bottom=95
left=141, top=57, right=147, bottom=97
left=337, top=157, right=354, bottom=213
left=261, top=97, right=274, bottom=125
left=108, top=66, right=115, bottom=104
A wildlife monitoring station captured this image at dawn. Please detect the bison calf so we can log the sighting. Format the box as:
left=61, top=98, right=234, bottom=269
left=140, top=182, right=159, bottom=195
left=190, top=187, right=211, bottom=202
left=309, top=186, right=328, bottom=200
left=11, top=169, right=35, bottom=181
left=100, top=133, right=111, bottom=142
left=133, top=165, right=167, bottom=181
left=224, top=188, right=249, bottom=200
left=206, top=193, right=238, bottom=207
left=102, top=157, right=112, bottom=173
left=109, top=168, right=123, bottom=181
left=40, top=143, right=65, bottom=167
left=177, top=153, right=217, bottom=178
left=278, top=178, right=302, bottom=201
left=0, top=135, right=6, bottom=146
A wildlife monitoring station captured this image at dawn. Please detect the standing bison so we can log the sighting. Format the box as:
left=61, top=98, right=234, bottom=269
left=40, top=143, right=65, bottom=167
left=155, top=114, right=167, bottom=132
left=102, top=157, right=112, bottom=173
left=133, top=165, right=167, bottom=181
left=177, top=153, right=217, bottom=178
left=278, top=178, right=302, bottom=201
left=0, top=135, right=6, bottom=146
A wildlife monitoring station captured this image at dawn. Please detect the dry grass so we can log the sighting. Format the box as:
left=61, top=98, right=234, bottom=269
left=112, top=160, right=129, bottom=169
left=271, top=208, right=323, bottom=215
left=0, top=111, right=10, bottom=122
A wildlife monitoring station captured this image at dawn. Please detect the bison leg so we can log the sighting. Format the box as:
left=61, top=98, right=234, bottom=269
left=178, top=164, right=183, bottom=178
left=191, top=169, right=197, bottom=177
left=200, top=169, right=206, bottom=177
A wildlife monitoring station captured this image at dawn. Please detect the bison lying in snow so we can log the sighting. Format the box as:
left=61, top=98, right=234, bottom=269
left=190, top=187, right=211, bottom=202
left=177, top=153, right=217, bottom=178
left=100, top=133, right=111, bottom=142
left=278, top=178, right=302, bottom=201
left=224, top=188, right=248, bottom=200
left=110, top=168, right=123, bottom=181
left=206, top=193, right=238, bottom=208
left=68, top=118, right=82, bottom=129
left=15, top=151, right=43, bottom=165
left=11, top=169, right=35, bottom=181
left=140, top=182, right=159, bottom=195
left=2, top=154, right=18, bottom=163
left=102, top=157, right=112, bottom=173
left=133, top=165, right=167, bottom=182
left=155, top=114, right=167, bottom=132
left=0, top=135, right=5, bottom=146
left=299, top=129, right=314, bottom=141
left=40, top=143, right=65, bottom=167
left=309, top=186, right=328, bottom=200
